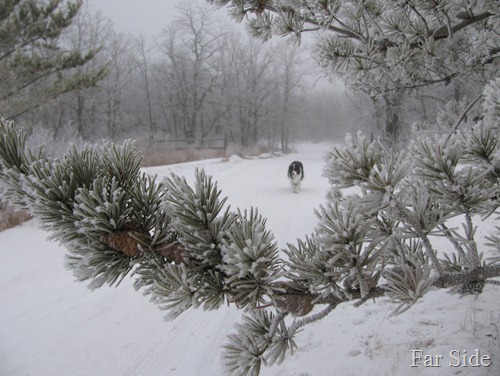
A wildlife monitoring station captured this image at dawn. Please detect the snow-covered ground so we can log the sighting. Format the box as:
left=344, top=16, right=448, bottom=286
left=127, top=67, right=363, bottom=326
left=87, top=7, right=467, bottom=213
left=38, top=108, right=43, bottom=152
left=1, top=143, right=499, bottom=376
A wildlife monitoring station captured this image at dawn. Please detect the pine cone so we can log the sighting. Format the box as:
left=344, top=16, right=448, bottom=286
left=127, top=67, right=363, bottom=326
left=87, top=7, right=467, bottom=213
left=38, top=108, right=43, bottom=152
left=274, top=294, right=314, bottom=316
left=101, top=230, right=146, bottom=257
left=273, top=282, right=315, bottom=316
left=101, top=229, right=185, bottom=263
left=156, top=242, right=185, bottom=264
left=255, top=0, right=267, bottom=14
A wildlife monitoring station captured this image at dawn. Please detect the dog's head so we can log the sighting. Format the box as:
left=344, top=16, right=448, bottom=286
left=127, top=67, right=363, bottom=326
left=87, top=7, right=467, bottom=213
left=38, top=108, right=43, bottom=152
left=288, top=161, right=304, bottom=180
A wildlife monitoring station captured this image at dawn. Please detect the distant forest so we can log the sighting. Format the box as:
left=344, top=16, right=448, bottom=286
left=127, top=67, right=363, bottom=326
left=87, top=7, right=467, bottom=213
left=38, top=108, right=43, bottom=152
left=2, top=1, right=478, bottom=155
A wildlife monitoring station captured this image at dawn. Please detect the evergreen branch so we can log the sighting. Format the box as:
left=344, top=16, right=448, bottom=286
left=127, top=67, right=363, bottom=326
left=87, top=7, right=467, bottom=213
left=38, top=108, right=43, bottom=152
left=246, top=2, right=364, bottom=41
left=238, top=3, right=493, bottom=53
left=0, top=0, right=83, bottom=61
left=394, top=201, right=442, bottom=276
left=223, top=309, right=297, bottom=376
left=3, top=70, right=500, bottom=374
left=464, top=212, right=481, bottom=268
left=431, top=12, right=493, bottom=39
left=374, top=11, right=495, bottom=53
left=398, top=73, right=459, bottom=91
left=223, top=259, right=500, bottom=374
left=1, top=51, right=100, bottom=100
left=438, top=223, right=467, bottom=259
left=274, top=262, right=500, bottom=317
left=433, top=265, right=500, bottom=289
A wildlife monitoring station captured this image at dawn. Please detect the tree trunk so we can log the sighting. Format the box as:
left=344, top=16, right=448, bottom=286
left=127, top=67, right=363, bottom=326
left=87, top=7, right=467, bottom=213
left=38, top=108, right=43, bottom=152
left=383, top=91, right=403, bottom=141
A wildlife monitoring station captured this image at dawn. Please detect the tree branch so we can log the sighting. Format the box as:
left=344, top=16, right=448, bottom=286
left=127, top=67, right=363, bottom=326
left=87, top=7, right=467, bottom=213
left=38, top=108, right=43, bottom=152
left=257, top=3, right=363, bottom=41
left=273, top=264, right=500, bottom=318
left=446, top=92, right=483, bottom=141
left=431, top=12, right=493, bottom=39
left=394, top=201, right=443, bottom=276
left=254, top=5, right=493, bottom=55
left=433, top=265, right=500, bottom=289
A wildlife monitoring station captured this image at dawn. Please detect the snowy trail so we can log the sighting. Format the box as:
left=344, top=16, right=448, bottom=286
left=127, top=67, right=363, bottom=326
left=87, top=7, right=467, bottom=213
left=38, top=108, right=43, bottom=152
left=144, top=143, right=331, bottom=248
left=1, top=142, right=499, bottom=376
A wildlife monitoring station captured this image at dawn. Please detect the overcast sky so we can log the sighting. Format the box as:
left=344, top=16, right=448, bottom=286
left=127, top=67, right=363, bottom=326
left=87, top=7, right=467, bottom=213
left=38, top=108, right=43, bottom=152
left=85, top=0, right=230, bottom=39
left=83, top=0, right=338, bottom=91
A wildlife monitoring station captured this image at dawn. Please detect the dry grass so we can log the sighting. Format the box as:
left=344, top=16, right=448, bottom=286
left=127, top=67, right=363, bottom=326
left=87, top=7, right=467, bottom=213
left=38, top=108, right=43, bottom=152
left=233, top=144, right=279, bottom=158
left=140, top=148, right=227, bottom=167
left=0, top=201, right=32, bottom=232
left=140, top=143, right=280, bottom=167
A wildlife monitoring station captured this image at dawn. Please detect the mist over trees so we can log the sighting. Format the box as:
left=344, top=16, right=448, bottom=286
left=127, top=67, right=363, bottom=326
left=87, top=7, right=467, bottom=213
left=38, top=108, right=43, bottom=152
left=4, top=0, right=492, bottom=152
left=1, top=0, right=356, bottom=153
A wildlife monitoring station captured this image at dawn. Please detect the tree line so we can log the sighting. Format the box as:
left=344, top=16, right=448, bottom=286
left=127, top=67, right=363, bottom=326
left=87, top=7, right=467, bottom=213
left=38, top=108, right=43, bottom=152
left=2, top=0, right=492, bottom=154
left=0, top=1, right=352, bottom=152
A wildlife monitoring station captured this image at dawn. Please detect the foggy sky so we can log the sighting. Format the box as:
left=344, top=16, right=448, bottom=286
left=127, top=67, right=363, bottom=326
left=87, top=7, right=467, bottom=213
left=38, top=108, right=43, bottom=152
left=85, top=0, right=212, bottom=39
left=84, top=0, right=337, bottom=91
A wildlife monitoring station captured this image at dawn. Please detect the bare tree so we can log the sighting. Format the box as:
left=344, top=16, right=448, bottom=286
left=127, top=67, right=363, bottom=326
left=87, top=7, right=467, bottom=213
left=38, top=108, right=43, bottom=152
left=156, top=1, right=224, bottom=143
left=132, top=35, right=157, bottom=144
left=230, top=38, right=276, bottom=147
left=102, top=32, right=138, bottom=140
left=274, top=42, right=305, bottom=152
left=62, top=8, right=112, bottom=139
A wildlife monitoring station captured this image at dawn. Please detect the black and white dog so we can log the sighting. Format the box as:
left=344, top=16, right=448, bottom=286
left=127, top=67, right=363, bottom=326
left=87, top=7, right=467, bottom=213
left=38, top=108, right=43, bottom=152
left=288, top=161, right=304, bottom=193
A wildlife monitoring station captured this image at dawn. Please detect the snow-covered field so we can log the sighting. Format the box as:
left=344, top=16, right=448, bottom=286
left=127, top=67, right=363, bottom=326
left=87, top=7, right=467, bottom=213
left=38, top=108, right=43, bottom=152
left=1, top=143, right=499, bottom=376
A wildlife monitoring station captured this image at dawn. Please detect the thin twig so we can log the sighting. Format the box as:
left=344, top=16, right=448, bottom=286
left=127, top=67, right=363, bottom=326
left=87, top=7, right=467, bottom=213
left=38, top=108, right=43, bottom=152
left=394, top=201, right=443, bottom=276
left=439, top=223, right=466, bottom=258
left=446, top=93, right=483, bottom=141
left=464, top=212, right=481, bottom=268
left=289, top=303, right=337, bottom=334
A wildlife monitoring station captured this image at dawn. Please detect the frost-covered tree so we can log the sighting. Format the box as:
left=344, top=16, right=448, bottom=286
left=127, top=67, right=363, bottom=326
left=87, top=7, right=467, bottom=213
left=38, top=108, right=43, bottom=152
left=155, top=1, right=225, bottom=141
left=207, top=0, right=499, bottom=138
left=0, top=0, right=107, bottom=119
left=0, top=77, right=499, bottom=375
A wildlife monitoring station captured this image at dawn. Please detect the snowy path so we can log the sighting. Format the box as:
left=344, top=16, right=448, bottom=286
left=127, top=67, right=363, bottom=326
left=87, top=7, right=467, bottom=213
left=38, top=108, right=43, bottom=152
left=144, top=143, right=331, bottom=248
left=1, top=142, right=499, bottom=376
